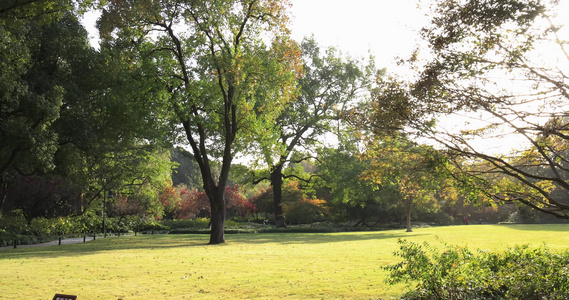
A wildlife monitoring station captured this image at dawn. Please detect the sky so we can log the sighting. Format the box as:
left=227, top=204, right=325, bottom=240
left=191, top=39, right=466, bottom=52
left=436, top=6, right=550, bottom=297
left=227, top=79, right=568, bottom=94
left=288, top=0, right=427, bottom=71
left=288, top=0, right=569, bottom=72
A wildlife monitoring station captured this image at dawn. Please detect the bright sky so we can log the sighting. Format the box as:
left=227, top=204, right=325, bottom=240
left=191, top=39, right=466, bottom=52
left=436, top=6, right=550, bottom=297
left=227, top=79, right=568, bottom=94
left=289, top=0, right=569, bottom=71
left=288, top=0, right=427, bottom=71
left=286, top=0, right=569, bottom=155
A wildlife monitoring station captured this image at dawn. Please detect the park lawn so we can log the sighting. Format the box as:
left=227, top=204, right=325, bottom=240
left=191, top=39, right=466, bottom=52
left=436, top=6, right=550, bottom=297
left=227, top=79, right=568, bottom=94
left=1, top=224, right=569, bottom=299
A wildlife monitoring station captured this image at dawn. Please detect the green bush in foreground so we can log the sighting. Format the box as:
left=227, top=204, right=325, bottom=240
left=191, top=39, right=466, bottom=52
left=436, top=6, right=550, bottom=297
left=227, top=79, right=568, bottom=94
left=385, top=239, right=569, bottom=299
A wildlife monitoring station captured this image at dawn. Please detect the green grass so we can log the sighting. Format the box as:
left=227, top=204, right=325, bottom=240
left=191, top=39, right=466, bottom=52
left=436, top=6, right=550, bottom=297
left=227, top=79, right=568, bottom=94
left=1, top=224, right=569, bottom=299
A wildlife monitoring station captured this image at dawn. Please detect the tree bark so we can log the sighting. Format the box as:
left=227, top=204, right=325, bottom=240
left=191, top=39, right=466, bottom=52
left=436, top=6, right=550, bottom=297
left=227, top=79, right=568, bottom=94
left=209, top=189, right=226, bottom=244
left=183, top=119, right=229, bottom=245
left=270, top=164, right=286, bottom=228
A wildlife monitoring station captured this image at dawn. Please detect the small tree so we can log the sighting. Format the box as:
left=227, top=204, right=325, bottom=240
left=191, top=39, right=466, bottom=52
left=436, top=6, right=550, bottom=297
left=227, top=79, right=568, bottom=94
left=159, top=182, right=181, bottom=220
left=224, top=185, right=256, bottom=220
left=361, top=135, right=447, bottom=232
left=316, top=143, right=386, bottom=226
left=283, top=197, right=328, bottom=225
left=177, top=187, right=209, bottom=220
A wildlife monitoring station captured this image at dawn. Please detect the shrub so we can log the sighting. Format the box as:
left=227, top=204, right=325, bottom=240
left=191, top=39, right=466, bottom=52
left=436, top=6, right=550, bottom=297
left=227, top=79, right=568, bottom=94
left=283, top=198, right=328, bottom=225
left=133, top=219, right=170, bottom=233
left=0, top=210, right=29, bottom=234
left=385, top=239, right=569, bottom=299
left=159, top=218, right=210, bottom=229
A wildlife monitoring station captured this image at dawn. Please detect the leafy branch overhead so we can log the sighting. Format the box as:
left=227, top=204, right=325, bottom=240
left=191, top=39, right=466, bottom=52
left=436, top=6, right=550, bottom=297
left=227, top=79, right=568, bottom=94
left=400, top=0, right=569, bottom=218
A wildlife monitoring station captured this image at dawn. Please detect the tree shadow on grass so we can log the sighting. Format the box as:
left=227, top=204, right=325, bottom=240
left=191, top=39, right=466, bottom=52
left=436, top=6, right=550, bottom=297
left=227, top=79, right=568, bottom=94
left=497, top=223, right=569, bottom=232
left=0, top=230, right=422, bottom=260
left=231, top=230, right=425, bottom=245
left=0, top=234, right=207, bottom=260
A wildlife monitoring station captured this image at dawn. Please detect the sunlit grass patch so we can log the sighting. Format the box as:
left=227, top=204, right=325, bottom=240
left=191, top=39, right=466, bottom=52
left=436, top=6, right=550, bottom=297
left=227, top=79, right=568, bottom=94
left=1, top=224, right=568, bottom=299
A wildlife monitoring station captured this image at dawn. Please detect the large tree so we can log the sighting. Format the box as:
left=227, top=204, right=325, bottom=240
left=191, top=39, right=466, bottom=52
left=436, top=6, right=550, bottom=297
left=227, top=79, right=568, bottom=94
left=410, top=0, right=569, bottom=218
left=252, top=37, right=375, bottom=227
left=98, top=0, right=301, bottom=243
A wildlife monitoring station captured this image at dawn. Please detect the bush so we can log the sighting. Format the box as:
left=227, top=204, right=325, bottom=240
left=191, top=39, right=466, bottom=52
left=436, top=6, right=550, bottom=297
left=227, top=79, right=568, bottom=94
left=283, top=198, right=328, bottom=225
left=0, top=210, right=29, bottom=234
left=160, top=218, right=210, bottom=229
left=385, top=239, right=569, bottom=299
left=133, top=220, right=170, bottom=233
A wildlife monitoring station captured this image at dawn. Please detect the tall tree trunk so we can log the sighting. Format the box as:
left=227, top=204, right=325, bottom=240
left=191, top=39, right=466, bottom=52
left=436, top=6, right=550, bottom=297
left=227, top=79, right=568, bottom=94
left=404, top=198, right=413, bottom=232
left=405, top=210, right=412, bottom=232
left=182, top=118, right=232, bottom=245
left=271, top=164, right=286, bottom=228
left=0, top=175, right=6, bottom=211
left=209, top=189, right=226, bottom=244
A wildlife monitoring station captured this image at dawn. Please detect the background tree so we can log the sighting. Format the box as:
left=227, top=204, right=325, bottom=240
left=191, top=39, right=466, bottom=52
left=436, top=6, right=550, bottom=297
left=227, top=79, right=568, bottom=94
left=252, top=36, right=376, bottom=227
left=361, top=135, right=447, bottom=232
left=170, top=147, right=203, bottom=189
left=411, top=0, right=569, bottom=218
left=1, top=2, right=174, bottom=226
left=315, top=138, right=388, bottom=226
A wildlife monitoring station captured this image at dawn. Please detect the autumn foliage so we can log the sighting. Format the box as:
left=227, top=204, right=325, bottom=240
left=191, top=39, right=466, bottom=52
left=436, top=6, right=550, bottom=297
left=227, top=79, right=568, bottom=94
left=159, top=183, right=256, bottom=220
left=253, top=180, right=328, bottom=224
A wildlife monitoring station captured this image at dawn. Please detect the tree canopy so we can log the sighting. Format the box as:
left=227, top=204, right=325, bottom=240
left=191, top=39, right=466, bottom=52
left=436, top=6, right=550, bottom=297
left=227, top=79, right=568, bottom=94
left=251, top=36, right=376, bottom=227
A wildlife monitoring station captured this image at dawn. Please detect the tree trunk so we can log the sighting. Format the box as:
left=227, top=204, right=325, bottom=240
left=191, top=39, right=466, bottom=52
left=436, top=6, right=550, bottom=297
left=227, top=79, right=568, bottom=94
left=405, top=210, right=412, bottom=232
left=209, top=190, right=226, bottom=244
left=271, top=164, right=286, bottom=228
left=0, top=176, right=6, bottom=212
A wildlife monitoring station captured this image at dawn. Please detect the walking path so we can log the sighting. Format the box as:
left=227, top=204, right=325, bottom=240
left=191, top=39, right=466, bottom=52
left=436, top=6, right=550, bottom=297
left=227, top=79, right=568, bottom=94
left=1, top=236, right=99, bottom=251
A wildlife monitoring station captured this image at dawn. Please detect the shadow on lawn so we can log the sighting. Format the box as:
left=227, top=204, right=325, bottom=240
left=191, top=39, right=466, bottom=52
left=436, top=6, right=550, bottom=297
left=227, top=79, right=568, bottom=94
left=0, top=234, right=205, bottom=259
left=497, top=223, right=569, bottom=232
left=0, top=230, right=421, bottom=260
left=233, top=230, right=424, bottom=245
